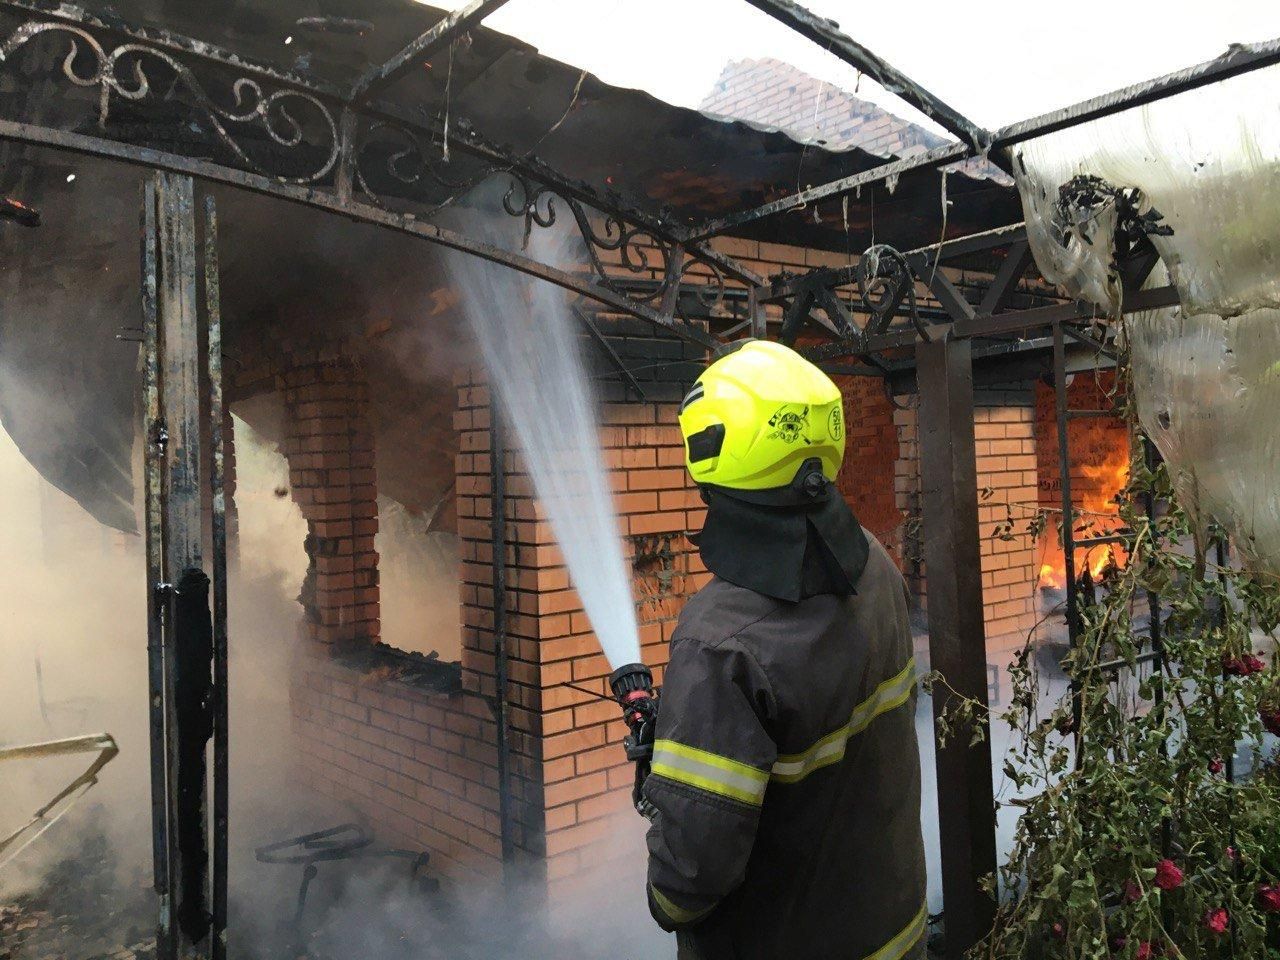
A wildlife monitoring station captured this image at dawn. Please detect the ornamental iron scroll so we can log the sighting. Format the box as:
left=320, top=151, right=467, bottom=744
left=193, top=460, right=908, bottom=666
left=0, top=8, right=742, bottom=341
left=0, top=21, right=340, bottom=184
left=502, top=174, right=728, bottom=313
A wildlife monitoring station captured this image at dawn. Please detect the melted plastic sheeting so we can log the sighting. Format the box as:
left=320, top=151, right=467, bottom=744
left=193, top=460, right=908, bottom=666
left=1014, top=63, right=1280, bottom=319
left=1013, top=61, right=1280, bottom=571
left=1129, top=302, right=1280, bottom=570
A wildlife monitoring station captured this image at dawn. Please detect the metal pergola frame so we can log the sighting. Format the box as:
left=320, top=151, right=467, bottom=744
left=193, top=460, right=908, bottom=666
left=0, top=2, right=1275, bottom=958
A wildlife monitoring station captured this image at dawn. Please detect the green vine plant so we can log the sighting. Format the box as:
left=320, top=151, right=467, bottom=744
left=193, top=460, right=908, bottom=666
left=928, top=360, right=1280, bottom=960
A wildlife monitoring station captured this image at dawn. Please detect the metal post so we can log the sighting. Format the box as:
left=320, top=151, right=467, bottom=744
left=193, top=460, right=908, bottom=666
left=155, top=170, right=212, bottom=960
left=1051, top=323, right=1083, bottom=757
left=204, top=192, right=229, bottom=960
left=140, top=176, right=174, bottom=960
left=489, top=411, right=516, bottom=879
left=915, top=335, right=997, bottom=957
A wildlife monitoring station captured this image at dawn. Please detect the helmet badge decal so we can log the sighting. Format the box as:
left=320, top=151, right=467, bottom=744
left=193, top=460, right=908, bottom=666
left=767, top=405, right=810, bottom=445
left=828, top=406, right=844, bottom=441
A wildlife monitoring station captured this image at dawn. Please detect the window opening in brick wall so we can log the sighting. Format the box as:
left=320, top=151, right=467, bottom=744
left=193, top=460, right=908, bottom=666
left=376, top=495, right=462, bottom=662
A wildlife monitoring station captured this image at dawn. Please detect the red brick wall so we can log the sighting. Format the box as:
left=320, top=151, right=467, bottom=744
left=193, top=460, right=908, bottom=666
left=973, top=390, right=1039, bottom=651
left=832, top=374, right=902, bottom=554
left=282, top=359, right=380, bottom=647
left=454, top=368, right=708, bottom=900
left=291, top=649, right=505, bottom=882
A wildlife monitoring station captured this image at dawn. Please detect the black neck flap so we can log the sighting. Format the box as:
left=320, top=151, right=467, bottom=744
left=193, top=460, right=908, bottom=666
left=691, top=460, right=870, bottom=603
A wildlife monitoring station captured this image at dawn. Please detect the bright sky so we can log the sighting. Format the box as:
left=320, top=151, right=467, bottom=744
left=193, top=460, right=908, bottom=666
left=426, top=0, right=1277, bottom=134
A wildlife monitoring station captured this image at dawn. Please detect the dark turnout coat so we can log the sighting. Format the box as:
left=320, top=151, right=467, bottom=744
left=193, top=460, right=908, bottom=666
left=643, top=533, right=926, bottom=960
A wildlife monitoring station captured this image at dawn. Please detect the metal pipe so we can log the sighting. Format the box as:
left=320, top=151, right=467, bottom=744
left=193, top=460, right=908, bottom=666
left=139, top=175, right=174, bottom=960
left=204, top=192, right=229, bottom=960
left=489, top=412, right=516, bottom=878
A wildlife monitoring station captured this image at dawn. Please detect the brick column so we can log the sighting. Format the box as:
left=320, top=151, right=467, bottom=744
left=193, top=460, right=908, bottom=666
left=283, top=359, right=379, bottom=647
left=973, top=388, right=1039, bottom=654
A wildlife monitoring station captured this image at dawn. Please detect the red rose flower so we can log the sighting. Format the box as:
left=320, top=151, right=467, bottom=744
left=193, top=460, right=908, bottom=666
left=1202, top=907, right=1229, bottom=935
left=1209, top=756, right=1225, bottom=774
left=1124, top=879, right=1144, bottom=903
left=1154, top=858, right=1184, bottom=890
left=1223, top=655, right=1248, bottom=676
left=1259, top=884, right=1280, bottom=913
left=1136, top=941, right=1156, bottom=960
left=1244, top=653, right=1267, bottom=674
left=1261, top=707, right=1280, bottom=737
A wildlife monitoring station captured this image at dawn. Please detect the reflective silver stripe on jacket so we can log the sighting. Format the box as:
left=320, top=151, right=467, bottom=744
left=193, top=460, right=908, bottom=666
left=651, top=739, right=770, bottom=806
left=865, top=903, right=927, bottom=960
left=771, top=658, right=917, bottom=784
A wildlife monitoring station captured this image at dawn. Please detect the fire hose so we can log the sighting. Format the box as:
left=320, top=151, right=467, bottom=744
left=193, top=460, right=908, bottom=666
left=0, top=733, right=119, bottom=869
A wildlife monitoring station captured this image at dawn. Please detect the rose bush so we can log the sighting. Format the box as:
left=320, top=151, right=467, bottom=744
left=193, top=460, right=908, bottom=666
left=944, top=366, right=1280, bottom=959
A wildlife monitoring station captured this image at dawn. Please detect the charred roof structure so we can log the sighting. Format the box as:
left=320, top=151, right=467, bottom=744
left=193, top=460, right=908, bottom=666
left=0, top=1, right=1277, bottom=957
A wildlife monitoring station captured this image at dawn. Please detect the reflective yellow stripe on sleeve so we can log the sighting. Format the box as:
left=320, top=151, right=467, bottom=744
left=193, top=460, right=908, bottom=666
left=650, top=740, right=769, bottom=806
left=771, top=658, right=917, bottom=784
left=649, top=883, right=715, bottom=926
left=864, top=902, right=927, bottom=960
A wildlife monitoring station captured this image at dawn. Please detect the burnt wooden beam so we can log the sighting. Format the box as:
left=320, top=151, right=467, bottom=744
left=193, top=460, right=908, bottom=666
left=348, top=0, right=514, bottom=102
left=915, top=335, right=997, bottom=957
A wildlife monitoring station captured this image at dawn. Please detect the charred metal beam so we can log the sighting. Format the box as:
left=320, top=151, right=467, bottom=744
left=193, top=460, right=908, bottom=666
left=0, top=1, right=760, bottom=292
left=574, top=306, right=648, bottom=402
left=204, top=192, right=229, bottom=960
left=692, top=33, right=1280, bottom=241
left=154, top=170, right=211, bottom=958
left=0, top=118, right=722, bottom=351
left=742, top=0, right=989, bottom=150
left=976, top=240, right=1032, bottom=316
left=798, top=284, right=1178, bottom=363
left=915, top=335, right=996, bottom=958
left=139, top=177, right=172, bottom=959
left=762, top=223, right=1026, bottom=302
left=690, top=141, right=968, bottom=242
left=348, top=0, right=513, bottom=102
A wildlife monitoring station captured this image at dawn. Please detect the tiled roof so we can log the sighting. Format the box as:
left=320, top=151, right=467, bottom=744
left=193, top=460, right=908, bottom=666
left=700, top=58, right=1009, bottom=182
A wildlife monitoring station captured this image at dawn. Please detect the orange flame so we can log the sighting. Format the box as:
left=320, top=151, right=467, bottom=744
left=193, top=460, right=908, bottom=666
left=1037, top=447, right=1130, bottom=590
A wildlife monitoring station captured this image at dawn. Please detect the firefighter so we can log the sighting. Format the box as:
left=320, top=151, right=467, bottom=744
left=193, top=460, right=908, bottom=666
left=642, top=339, right=926, bottom=960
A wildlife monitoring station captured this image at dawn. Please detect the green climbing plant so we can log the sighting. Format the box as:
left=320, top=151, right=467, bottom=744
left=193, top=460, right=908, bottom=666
left=942, top=362, right=1280, bottom=959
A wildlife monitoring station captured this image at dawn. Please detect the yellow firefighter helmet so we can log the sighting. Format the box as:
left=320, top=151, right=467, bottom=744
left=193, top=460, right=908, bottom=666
left=678, top=340, right=846, bottom=490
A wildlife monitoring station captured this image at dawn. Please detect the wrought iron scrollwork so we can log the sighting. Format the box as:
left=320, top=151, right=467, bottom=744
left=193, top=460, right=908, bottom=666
left=351, top=120, right=484, bottom=209
left=0, top=20, right=340, bottom=184
left=502, top=175, right=726, bottom=313
left=856, top=243, right=925, bottom=337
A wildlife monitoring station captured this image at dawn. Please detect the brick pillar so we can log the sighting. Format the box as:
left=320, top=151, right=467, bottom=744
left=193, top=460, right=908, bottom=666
left=283, top=359, right=379, bottom=647
left=973, top=388, right=1039, bottom=655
